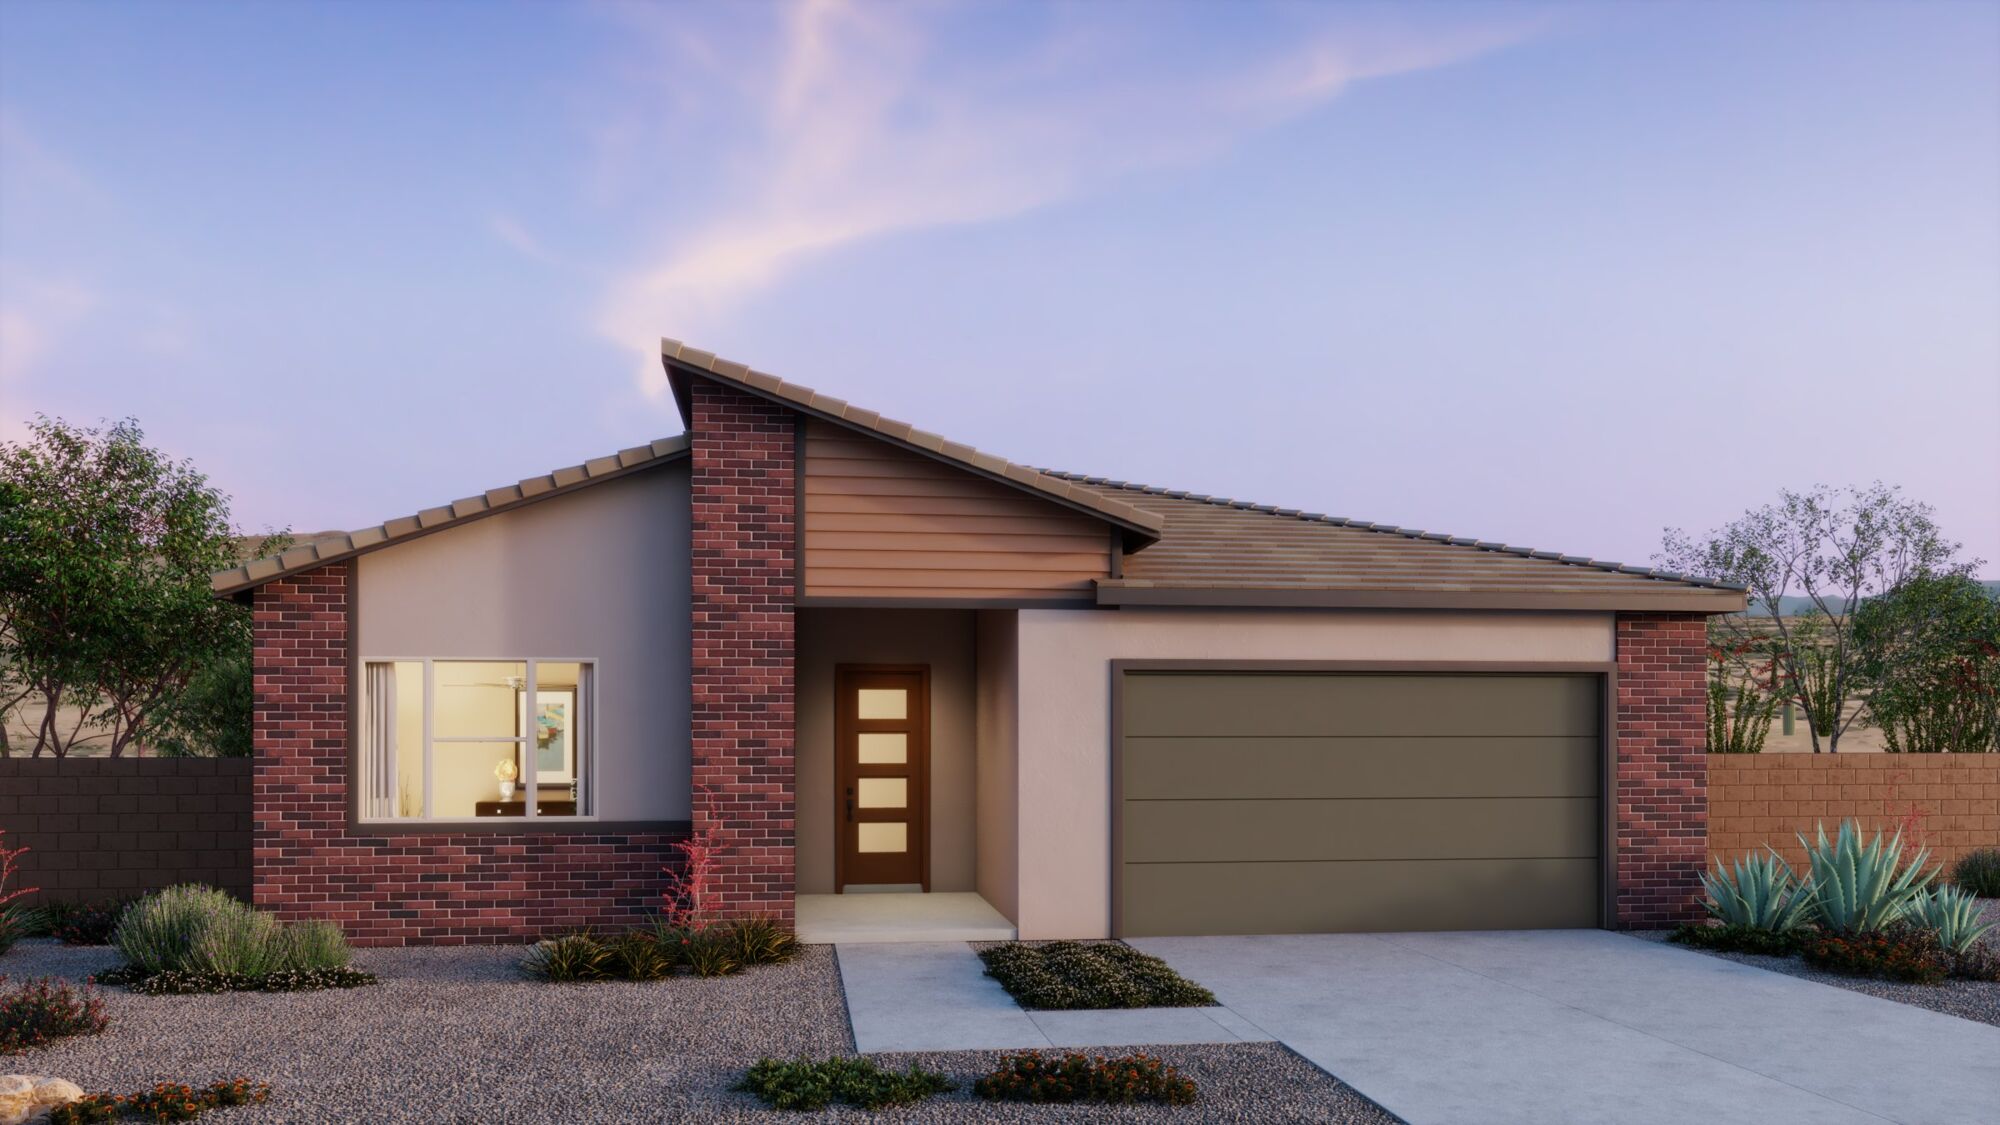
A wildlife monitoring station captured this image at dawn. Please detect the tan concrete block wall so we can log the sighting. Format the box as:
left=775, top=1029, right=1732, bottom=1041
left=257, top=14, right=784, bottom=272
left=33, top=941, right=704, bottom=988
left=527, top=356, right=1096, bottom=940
left=1708, top=754, right=2000, bottom=874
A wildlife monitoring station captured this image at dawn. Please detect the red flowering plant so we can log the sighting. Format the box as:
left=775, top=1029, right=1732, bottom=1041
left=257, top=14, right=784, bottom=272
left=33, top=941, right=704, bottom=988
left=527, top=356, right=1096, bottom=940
left=0, top=975, right=109, bottom=1054
left=0, top=829, right=40, bottom=953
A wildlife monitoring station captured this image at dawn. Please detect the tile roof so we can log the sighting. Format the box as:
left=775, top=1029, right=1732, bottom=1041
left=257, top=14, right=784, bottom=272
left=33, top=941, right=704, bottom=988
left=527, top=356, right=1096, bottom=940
left=210, top=436, right=690, bottom=596
left=1046, top=472, right=1747, bottom=612
left=659, top=338, right=1165, bottom=543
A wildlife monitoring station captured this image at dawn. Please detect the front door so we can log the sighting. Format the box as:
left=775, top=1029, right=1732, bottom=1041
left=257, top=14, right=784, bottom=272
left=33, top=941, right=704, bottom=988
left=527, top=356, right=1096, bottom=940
left=835, top=666, right=929, bottom=890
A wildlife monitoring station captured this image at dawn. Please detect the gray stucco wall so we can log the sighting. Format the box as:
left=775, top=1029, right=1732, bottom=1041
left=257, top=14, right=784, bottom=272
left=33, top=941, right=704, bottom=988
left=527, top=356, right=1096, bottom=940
left=796, top=608, right=978, bottom=894
left=354, top=461, right=691, bottom=822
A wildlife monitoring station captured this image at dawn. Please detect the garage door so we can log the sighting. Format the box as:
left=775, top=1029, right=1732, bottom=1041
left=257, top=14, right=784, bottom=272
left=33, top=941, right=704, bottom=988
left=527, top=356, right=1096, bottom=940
left=1116, top=671, right=1602, bottom=937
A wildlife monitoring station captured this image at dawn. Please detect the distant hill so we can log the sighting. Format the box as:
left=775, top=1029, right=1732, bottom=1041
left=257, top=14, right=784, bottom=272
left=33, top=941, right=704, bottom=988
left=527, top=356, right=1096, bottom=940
left=1743, top=579, right=2000, bottom=617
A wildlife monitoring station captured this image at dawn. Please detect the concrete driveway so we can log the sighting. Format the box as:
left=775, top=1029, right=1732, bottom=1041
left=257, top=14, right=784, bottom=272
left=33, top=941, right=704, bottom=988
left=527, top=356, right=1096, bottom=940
left=1131, top=930, right=2000, bottom=1125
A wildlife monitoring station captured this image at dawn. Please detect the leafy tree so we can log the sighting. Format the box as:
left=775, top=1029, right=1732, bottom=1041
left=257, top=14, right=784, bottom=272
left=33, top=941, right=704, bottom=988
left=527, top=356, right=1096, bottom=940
left=0, top=416, right=283, bottom=756
left=1659, top=483, right=1976, bottom=752
left=1852, top=574, right=2000, bottom=753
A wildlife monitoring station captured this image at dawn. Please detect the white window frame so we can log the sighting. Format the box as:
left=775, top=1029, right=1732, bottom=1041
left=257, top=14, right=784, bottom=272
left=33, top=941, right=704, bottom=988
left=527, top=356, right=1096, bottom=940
left=362, top=656, right=598, bottom=824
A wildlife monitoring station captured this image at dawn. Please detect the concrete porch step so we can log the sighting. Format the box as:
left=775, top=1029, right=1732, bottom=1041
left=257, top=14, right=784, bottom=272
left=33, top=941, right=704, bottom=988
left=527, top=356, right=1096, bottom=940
left=797, top=891, right=1017, bottom=944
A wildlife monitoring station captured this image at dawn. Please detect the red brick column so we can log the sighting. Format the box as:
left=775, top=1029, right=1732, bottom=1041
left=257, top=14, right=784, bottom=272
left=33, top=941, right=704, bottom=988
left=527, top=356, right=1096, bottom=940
left=687, top=378, right=797, bottom=922
left=252, top=564, right=354, bottom=921
left=1613, top=612, right=1709, bottom=927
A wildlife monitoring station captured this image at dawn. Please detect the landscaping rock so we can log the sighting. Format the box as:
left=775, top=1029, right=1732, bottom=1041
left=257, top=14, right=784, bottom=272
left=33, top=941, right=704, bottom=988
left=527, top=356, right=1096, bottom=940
left=0, top=1075, right=85, bottom=1125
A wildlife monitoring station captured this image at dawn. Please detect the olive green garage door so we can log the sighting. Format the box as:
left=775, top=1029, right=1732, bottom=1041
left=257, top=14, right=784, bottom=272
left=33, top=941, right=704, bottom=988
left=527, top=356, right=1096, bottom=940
left=1115, top=671, right=1603, bottom=937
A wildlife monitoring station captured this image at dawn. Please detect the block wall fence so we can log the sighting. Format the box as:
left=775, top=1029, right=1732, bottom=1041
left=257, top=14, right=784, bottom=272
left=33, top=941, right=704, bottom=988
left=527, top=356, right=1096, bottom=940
left=1708, top=754, right=2000, bottom=872
left=0, top=758, right=252, bottom=904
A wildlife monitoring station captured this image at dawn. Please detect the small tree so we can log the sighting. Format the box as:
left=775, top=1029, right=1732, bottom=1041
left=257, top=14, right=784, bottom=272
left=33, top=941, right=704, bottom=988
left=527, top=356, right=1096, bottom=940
left=1852, top=574, right=2000, bottom=753
left=0, top=417, right=282, bottom=756
left=1707, top=639, right=1777, bottom=754
left=1659, top=483, right=1977, bottom=752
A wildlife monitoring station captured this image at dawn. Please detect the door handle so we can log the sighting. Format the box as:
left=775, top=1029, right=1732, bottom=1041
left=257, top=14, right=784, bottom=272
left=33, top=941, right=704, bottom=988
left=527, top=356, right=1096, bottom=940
left=845, top=787, right=854, bottom=822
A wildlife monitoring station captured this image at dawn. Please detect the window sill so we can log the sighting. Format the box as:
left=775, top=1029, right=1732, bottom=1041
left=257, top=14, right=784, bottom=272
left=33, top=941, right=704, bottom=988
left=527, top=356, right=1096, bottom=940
left=348, top=817, right=692, bottom=837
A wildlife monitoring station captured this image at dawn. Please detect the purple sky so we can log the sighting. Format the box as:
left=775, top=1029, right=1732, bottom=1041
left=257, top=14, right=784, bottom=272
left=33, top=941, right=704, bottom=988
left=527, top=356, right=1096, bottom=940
left=3, top=1, right=1996, bottom=572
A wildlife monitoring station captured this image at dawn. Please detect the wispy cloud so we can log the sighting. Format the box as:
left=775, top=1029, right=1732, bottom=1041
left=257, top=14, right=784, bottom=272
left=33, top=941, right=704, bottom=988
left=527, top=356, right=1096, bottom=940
left=588, top=0, right=1535, bottom=395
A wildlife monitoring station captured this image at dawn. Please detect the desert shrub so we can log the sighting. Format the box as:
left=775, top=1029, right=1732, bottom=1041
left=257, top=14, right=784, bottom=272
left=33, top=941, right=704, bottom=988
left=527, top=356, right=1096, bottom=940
left=0, top=975, right=109, bottom=1054
left=974, top=1051, right=1198, bottom=1106
left=108, top=885, right=361, bottom=993
left=47, top=899, right=132, bottom=946
left=1950, top=847, right=2000, bottom=898
left=679, top=926, right=742, bottom=978
left=49, top=1079, right=272, bottom=1124
left=1667, top=922, right=1805, bottom=956
left=1799, top=928, right=1950, bottom=985
left=1700, top=852, right=1815, bottom=931
left=979, top=941, right=1215, bottom=1010
left=1949, top=942, right=2000, bottom=982
left=604, top=932, right=676, bottom=981
left=522, top=933, right=611, bottom=983
left=0, top=905, right=46, bottom=955
left=729, top=915, right=800, bottom=967
left=1799, top=820, right=1936, bottom=933
left=733, top=1057, right=954, bottom=1111
left=1905, top=884, right=1995, bottom=954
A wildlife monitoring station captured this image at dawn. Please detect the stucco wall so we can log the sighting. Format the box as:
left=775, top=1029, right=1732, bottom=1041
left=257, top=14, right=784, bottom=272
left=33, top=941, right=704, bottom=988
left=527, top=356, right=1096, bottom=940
left=1011, top=607, right=1617, bottom=938
left=354, top=462, right=691, bottom=822
left=975, top=609, right=1020, bottom=923
left=796, top=608, right=978, bottom=894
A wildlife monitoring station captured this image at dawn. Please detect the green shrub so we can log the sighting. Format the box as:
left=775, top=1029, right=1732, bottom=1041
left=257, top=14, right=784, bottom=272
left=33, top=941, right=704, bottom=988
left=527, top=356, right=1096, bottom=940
left=1905, top=884, right=1995, bottom=954
left=1668, top=922, right=1804, bottom=956
left=1700, top=852, right=1815, bottom=931
left=973, top=1051, right=1198, bottom=1106
left=1799, top=820, right=1936, bottom=933
left=734, top=1057, right=954, bottom=1111
left=1799, top=928, right=1949, bottom=984
left=522, top=933, right=611, bottom=983
left=0, top=904, right=45, bottom=954
left=1950, top=847, right=2000, bottom=898
left=729, top=915, right=799, bottom=966
left=979, top=941, right=1216, bottom=1010
left=47, top=899, right=131, bottom=946
left=605, top=932, right=675, bottom=981
left=680, top=926, right=742, bottom=978
left=108, top=885, right=360, bottom=991
left=0, top=975, right=109, bottom=1054
left=46, top=1094, right=120, bottom=1125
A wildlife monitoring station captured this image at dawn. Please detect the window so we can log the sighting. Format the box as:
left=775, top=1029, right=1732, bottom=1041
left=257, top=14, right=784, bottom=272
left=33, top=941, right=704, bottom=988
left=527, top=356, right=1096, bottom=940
left=360, top=659, right=594, bottom=821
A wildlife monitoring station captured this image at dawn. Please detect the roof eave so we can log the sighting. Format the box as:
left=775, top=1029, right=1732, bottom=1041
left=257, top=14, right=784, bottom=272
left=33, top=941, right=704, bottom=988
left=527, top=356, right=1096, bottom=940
left=661, top=343, right=1162, bottom=545
left=1095, top=582, right=1748, bottom=614
left=210, top=437, right=691, bottom=598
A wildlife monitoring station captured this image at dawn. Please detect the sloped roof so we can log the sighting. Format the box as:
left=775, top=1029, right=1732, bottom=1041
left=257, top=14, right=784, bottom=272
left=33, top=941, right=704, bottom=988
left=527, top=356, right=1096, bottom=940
left=1051, top=473, right=1747, bottom=612
left=660, top=337, right=1163, bottom=544
left=210, top=436, right=689, bottom=596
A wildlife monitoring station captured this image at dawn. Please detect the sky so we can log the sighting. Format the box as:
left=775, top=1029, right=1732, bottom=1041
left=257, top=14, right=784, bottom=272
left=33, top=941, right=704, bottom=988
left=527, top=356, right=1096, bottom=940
left=2, top=0, right=1996, bottom=572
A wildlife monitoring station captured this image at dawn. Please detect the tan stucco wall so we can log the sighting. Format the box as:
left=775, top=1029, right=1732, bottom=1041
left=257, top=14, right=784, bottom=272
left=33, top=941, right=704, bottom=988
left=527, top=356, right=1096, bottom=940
left=796, top=609, right=977, bottom=894
left=1011, top=607, right=1617, bottom=939
left=354, top=462, right=691, bottom=822
left=974, top=610, right=1020, bottom=923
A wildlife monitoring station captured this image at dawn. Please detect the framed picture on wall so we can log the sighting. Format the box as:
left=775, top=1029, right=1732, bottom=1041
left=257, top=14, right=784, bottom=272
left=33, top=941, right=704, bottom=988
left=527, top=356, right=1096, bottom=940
left=518, top=689, right=577, bottom=785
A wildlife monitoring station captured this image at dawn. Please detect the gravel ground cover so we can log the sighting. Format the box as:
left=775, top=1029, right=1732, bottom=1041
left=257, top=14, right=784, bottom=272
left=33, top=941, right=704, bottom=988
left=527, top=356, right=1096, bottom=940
left=2, top=939, right=1391, bottom=1123
left=1634, top=897, right=2000, bottom=1028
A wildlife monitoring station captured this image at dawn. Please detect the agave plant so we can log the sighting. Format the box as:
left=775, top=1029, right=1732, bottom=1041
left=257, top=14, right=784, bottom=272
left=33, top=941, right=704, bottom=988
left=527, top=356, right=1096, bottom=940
left=1799, top=820, right=1937, bottom=934
left=1906, top=884, right=1996, bottom=954
left=1700, top=851, right=1815, bottom=931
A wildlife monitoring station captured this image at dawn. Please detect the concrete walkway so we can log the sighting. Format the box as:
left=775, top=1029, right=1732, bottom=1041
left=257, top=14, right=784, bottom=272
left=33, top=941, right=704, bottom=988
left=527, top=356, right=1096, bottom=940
left=1132, top=930, right=2000, bottom=1125
left=834, top=942, right=1271, bottom=1053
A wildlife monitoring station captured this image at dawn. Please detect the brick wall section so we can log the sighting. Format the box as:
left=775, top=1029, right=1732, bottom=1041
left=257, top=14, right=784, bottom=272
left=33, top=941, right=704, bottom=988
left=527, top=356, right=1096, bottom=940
left=252, top=563, right=686, bottom=945
left=1710, top=754, right=2000, bottom=872
left=687, top=378, right=797, bottom=922
left=1613, top=612, right=1709, bottom=928
left=0, top=758, right=251, bottom=904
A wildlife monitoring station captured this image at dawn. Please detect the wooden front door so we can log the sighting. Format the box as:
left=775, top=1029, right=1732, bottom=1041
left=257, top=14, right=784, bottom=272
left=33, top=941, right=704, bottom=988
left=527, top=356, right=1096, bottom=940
left=835, top=666, right=929, bottom=890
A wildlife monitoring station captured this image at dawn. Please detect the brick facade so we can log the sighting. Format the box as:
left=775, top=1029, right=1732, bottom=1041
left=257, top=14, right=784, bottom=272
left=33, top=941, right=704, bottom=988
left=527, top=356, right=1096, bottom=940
left=251, top=563, right=686, bottom=945
left=686, top=379, right=798, bottom=922
left=1613, top=612, right=1709, bottom=927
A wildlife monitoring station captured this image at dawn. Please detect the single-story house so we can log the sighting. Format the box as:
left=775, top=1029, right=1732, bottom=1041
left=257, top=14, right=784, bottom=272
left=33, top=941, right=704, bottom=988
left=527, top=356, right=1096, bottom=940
left=213, top=339, right=1745, bottom=945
